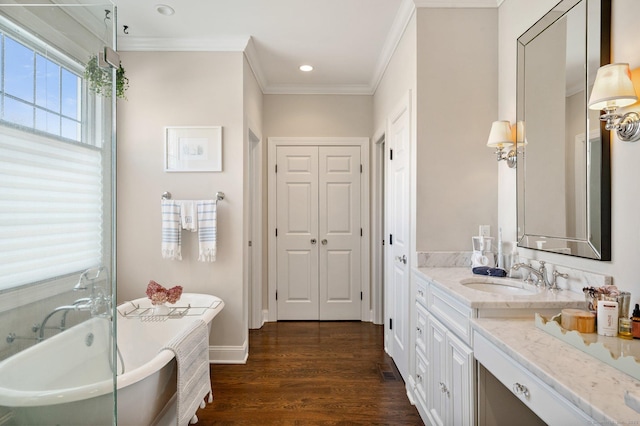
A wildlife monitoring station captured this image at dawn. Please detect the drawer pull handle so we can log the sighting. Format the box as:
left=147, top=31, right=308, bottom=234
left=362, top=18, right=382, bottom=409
left=416, top=374, right=422, bottom=382
left=439, top=382, right=450, bottom=396
left=416, top=326, right=422, bottom=334
left=513, top=382, right=530, bottom=398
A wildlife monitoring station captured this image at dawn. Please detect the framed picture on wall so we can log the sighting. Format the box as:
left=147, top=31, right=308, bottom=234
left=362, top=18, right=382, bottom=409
left=164, top=126, right=222, bottom=172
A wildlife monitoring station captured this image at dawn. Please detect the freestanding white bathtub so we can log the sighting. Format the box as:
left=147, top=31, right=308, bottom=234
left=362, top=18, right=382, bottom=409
left=0, top=293, right=224, bottom=426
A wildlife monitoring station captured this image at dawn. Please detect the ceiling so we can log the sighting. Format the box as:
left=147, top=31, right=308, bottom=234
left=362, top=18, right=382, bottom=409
left=113, top=0, right=499, bottom=95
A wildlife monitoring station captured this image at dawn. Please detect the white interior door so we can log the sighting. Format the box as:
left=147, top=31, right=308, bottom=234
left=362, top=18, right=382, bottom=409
left=386, top=100, right=411, bottom=380
left=276, top=145, right=361, bottom=320
left=276, top=146, right=319, bottom=320
left=319, top=146, right=361, bottom=320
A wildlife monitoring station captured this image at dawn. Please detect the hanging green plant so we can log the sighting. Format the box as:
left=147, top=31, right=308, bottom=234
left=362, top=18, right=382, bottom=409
left=84, top=54, right=129, bottom=99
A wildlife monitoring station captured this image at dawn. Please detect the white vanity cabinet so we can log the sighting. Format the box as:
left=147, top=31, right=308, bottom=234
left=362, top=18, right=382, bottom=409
left=412, top=271, right=474, bottom=426
left=428, top=314, right=474, bottom=426
left=474, top=331, right=594, bottom=425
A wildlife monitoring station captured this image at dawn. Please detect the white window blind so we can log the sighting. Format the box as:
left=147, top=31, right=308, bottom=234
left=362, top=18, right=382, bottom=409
left=0, top=126, right=103, bottom=290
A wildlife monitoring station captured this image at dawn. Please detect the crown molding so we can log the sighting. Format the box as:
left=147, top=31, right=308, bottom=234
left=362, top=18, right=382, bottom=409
left=413, top=0, right=501, bottom=7
left=369, top=0, right=416, bottom=93
left=263, top=84, right=374, bottom=96
left=117, top=35, right=251, bottom=52
left=116, top=0, right=502, bottom=95
left=243, top=36, right=268, bottom=93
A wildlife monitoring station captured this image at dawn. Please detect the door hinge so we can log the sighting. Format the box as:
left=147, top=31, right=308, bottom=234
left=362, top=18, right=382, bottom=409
left=275, top=228, right=278, bottom=237
left=390, top=318, right=393, bottom=330
left=360, top=164, right=363, bottom=173
left=360, top=228, right=363, bottom=237
left=275, top=164, right=278, bottom=173
left=389, top=234, right=393, bottom=245
left=248, top=241, right=252, bottom=247
left=360, top=291, right=363, bottom=301
left=382, top=239, right=385, bottom=246
left=275, top=291, right=278, bottom=300
left=390, top=149, right=393, bottom=160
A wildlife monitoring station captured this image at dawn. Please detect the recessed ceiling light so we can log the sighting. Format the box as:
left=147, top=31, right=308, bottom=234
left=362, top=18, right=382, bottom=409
left=156, top=4, right=175, bottom=16
left=299, top=65, right=313, bottom=72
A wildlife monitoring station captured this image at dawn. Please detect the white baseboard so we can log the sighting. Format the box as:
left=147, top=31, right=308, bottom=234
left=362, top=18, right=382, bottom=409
left=262, top=309, right=269, bottom=325
left=209, top=340, right=248, bottom=364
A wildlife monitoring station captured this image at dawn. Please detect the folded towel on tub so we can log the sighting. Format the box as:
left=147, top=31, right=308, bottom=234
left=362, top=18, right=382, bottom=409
left=197, top=200, right=217, bottom=262
left=161, top=319, right=213, bottom=426
left=161, top=200, right=182, bottom=261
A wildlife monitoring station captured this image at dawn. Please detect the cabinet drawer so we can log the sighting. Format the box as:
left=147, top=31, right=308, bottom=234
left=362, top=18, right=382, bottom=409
left=416, top=302, right=428, bottom=355
left=429, top=285, right=473, bottom=345
left=415, top=349, right=429, bottom=405
left=415, top=272, right=428, bottom=307
left=474, top=332, right=593, bottom=425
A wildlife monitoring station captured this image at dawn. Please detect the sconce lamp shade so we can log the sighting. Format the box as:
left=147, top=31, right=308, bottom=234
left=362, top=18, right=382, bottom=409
left=487, top=120, right=513, bottom=148
left=515, top=121, right=528, bottom=146
left=588, top=63, right=638, bottom=111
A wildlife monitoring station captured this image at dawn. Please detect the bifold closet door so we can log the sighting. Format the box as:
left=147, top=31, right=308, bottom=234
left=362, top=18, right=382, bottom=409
left=318, top=146, right=361, bottom=320
left=276, top=145, right=361, bottom=320
left=276, top=146, right=319, bottom=320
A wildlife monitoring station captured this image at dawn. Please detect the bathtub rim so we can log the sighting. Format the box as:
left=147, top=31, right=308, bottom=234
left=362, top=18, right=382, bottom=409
left=0, top=293, right=223, bottom=407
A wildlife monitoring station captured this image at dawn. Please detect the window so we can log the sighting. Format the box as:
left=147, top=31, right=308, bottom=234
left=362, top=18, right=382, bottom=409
left=1, top=32, right=82, bottom=142
left=0, top=20, right=104, bottom=291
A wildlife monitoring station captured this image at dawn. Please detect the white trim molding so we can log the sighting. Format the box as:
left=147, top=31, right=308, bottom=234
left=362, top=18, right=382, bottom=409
left=209, top=340, right=249, bottom=364
left=413, top=0, right=501, bottom=7
left=267, top=137, right=371, bottom=323
left=117, top=35, right=251, bottom=52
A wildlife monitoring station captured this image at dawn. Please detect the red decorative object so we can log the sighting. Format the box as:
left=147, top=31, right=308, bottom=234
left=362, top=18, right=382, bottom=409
left=146, top=280, right=183, bottom=305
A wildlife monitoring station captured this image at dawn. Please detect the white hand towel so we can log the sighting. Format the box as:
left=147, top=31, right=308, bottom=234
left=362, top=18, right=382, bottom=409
left=161, top=200, right=182, bottom=261
left=197, top=200, right=217, bottom=262
left=179, top=200, right=198, bottom=232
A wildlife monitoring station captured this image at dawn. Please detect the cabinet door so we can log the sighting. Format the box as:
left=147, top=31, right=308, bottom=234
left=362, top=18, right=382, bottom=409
left=428, top=316, right=448, bottom=426
left=447, top=331, right=474, bottom=426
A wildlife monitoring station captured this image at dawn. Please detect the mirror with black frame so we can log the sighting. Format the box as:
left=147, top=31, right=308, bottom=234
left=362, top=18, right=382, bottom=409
left=516, top=0, right=611, bottom=260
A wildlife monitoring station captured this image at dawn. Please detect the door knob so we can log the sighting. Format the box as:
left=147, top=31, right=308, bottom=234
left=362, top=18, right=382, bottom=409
left=396, top=255, right=407, bottom=264
left=311, top=239, right=317, bottom=245
left=321, top=239, right=328, bottom=245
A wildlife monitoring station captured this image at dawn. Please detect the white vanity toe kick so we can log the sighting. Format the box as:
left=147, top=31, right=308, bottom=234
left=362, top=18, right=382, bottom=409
left=472, top=318, right=640, bottom=424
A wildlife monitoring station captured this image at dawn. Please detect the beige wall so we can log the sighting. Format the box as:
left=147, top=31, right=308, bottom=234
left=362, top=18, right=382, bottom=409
left=116, top=51, right=247, bottom=359
left=416, top=8, right=498, bottom=251
left=498, top=0, right=640, bottom=299
left=243, top=55, right=264, bottom=328
left=263, top=94, right=373, bottom=137
left=373, top=14, right=417, bottom=132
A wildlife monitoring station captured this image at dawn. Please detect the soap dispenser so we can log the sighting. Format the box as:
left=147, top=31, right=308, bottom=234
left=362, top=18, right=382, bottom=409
left=632, top=304, right=640, bottom=339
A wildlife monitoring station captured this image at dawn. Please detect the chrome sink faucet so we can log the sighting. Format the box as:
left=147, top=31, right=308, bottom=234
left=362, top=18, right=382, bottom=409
left=511, top=261, right=568, bottom=290
left=511, top=263, right=543, bottom=286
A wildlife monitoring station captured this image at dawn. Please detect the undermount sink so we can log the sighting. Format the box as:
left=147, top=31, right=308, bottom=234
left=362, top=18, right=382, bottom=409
left=459, top=277, right=539, bottom=296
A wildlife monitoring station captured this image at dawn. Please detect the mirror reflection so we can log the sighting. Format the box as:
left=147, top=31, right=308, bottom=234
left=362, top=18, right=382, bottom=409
left=516, top=0, right=611, bottom=260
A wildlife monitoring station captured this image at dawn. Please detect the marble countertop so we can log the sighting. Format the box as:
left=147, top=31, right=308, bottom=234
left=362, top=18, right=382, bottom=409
left=472, top=318, right=640, bottom=424
left=415, top=267, right=586, bottom=310
left=415, top=266, right=640, bottom=423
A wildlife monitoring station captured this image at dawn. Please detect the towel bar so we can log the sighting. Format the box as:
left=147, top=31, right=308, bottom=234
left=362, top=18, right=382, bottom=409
left=161, top=191, right=225, bottom=203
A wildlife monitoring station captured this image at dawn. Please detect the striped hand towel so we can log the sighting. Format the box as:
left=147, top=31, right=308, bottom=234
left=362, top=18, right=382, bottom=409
left=161, top=319, right=213, bottom=426
left=197, top=200, right=217, bottom=262
left=161, top=200, right=182, bottom=261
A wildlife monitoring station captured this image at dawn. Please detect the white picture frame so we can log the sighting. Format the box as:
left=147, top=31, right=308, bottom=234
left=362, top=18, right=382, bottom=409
left=164, top=126, right=222, bottom=172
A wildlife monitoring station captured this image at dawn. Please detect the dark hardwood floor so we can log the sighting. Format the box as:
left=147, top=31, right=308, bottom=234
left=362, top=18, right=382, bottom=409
left=199, top=321, right=423, bottom=425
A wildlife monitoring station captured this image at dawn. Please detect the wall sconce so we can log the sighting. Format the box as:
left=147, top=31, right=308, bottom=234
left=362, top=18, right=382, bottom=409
left=487, top=120, right=516, bottom=168
left=588, top=63, right=640, bottom=142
